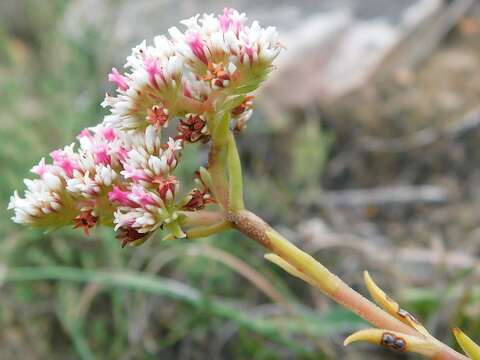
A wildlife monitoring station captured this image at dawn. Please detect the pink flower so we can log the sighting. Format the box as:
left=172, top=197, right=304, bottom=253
left=101, top=127, right=117, bottom=142
left=182, top=81, right=193, bottom=98
left=157, top=176, right=178, bottom=202
left=130, top=185, right=156, bottom=207
left=50, top=149, right=63, bottom=163
left=145, top=57, right=162, bottom=86
left=118, top=147, right=128, bottom=161
left=242, top=45, right=254, bottom=64
left=94, top=145, right=111, bottom=166
left=186, top=33, right=208, bottom=64
left=77, top=128, right=94, bottom=140
left=219, top=8, right=243, bottom=33
left=31, top=158, right=47, bottom=177
left=108, top=68, right=129, bottom=91
left=122, top=164, right=149, bottom=182
left=50, top=149, right=78, bottom=178
left=108, top=186, right=134, bottom=207
left=9, top=8, right=282, bottom=242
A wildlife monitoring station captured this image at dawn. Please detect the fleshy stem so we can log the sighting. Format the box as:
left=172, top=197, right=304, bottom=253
left=206, top=112, right=230, bottom=209
left=228, top=210, right=466, bottom=360
left=206, top=124, right=467, bottom=360
left=226, top=131, right=244, bottom=211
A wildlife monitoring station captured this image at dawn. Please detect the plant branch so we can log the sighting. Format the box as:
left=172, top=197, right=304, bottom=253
left=227, top=210, right=415, bottom=333
left=185, top=220, right=232, bottom=239
left=180, top=210, right=225, bottom=227
left=226, top=209, right=467, bottom=360
left=207, top=120, right=467, bottom=359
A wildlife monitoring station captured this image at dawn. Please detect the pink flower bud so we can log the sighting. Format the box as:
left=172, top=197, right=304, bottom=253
left=94, top=145, right=111, bottom=166
left=50, top=149, right=78, bottom=178
left=144, top=57, right=162, bottom=87
left=130, top=185, right=156, bottom=207
left=77, top=128, right=94, bottom=140
left=101, top=127, right=117, bottom=142
left=109, top=186, right=134, bottom=207
left=108, top=68, right=129, bottom=91
left=219, top=8, right=244, bottom=34
left=186, top=32, right=208, bottom=64
left=31, top=158, right=47, bottom=177
left=158, top=176, right=177, bottom=202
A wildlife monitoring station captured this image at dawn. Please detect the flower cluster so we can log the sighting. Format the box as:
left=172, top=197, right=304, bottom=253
left=8, top=8, right=281, bottom=245
left=9, top=125, right=124, bottom=234
left=102, top=8, right=280, bottom=132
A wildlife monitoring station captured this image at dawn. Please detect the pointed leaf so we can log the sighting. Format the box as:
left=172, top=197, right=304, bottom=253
left=364, top=271, right=431, bottom=337
left=344, top=328, right=437, bottom=357
left=453, top=328, right=480, bottom=360
left=266, top=231, right=341, bottom=295
left=264, top=253, right=316, bottom=286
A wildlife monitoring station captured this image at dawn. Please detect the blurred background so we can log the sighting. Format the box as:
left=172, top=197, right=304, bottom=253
left=1, top=0, right=480, bottom=358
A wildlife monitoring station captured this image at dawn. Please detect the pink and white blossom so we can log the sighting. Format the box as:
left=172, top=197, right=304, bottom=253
left=8, top=9, right=280, bottom=244
left=103, top=8, right=281, bottom=131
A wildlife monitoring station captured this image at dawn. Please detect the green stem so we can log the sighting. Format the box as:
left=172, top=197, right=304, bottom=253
left=186, top=220, right=232, bottom=239
left=226, top=132, right=244, bottom=211
left=165, top=222, right=186, bottom=239
left=207, top=113, right=230, bottom=209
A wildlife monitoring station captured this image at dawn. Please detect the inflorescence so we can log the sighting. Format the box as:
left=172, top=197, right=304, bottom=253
left=8, top=8, right=281, bottom=246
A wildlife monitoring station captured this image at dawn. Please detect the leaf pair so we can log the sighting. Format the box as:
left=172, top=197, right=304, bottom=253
left=345, top=272, right=480, bottom=359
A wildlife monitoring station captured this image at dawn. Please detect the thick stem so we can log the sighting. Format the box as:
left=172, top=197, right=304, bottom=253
left=181, top=210, right=224, bottom=227
left=432, top=350, right=469, bottom=360
left=207, top=113, right=231, bottom=209
left=226, top=132, right=244, bottom=211
left=180, top=211, right=231, bottom=239
left=208, top=145, right=228, bottom=208
left=227, top=209, right=467, bottom=360
left=228, top=210, right=415, bottom=334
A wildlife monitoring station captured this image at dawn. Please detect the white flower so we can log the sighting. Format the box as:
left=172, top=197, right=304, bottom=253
left=120, top=126, right=181, bottom=186
left=113, top=188, right=179, bottom=235
left=8, top=174, right=71, bottom=227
